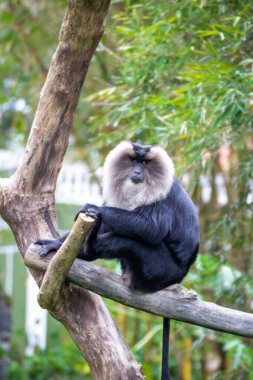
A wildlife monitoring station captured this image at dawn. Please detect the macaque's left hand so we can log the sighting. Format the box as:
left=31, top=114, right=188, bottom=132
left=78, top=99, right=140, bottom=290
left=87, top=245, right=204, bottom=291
left=74, top=203, right=100, bottom=221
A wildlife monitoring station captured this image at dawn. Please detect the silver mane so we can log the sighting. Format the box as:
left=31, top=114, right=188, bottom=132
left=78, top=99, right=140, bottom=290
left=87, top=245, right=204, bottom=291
left=102, top=141, right=175, bottom=210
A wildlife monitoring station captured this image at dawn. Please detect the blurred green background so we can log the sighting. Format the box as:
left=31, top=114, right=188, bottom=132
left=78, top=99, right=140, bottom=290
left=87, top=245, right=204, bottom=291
left=0, top=0, right=253, bottom=379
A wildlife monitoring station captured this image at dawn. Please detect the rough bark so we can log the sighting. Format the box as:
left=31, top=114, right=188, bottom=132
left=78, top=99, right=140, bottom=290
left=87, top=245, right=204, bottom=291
left=0, top=1, right=144, bottom=379
left=25, top=248, right=253, bottom=339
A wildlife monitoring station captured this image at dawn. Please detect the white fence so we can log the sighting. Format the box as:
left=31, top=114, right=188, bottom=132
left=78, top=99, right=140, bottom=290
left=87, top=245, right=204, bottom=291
left=55, top=162, right=102, bottom=205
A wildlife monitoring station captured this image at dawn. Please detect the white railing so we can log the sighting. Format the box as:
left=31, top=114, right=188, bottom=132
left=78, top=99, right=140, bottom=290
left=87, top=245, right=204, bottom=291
left=55, top=162, right=102, bottom=205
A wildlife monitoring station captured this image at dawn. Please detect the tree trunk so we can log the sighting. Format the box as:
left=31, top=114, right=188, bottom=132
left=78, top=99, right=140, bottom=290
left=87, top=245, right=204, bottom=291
left=0, top=1, right=144, bottom=379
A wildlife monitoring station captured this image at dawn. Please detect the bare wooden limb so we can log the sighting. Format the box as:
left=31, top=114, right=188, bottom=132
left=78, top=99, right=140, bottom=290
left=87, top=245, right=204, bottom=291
left=25, top=249, right=253, bottom=339
left=38, top=214, right=95, bottom=310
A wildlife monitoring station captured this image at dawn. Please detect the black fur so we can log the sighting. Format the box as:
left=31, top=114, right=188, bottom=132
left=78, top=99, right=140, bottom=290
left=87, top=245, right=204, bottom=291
left=162, top=318, right=170, bottom=380
left=36, top=176, right=199, bottom=293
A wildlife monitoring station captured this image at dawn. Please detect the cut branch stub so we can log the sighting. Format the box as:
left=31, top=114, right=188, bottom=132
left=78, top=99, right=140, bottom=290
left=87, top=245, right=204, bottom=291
left=37, top=213, right=95, bottom=311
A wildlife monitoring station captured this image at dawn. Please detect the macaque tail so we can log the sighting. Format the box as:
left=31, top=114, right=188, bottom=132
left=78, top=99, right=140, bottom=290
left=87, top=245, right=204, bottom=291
left=161, top=317, right=170, bottom=380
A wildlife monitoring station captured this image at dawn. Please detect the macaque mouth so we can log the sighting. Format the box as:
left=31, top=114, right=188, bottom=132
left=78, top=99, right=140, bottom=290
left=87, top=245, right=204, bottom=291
left=130, top=176, right=144, bottom=184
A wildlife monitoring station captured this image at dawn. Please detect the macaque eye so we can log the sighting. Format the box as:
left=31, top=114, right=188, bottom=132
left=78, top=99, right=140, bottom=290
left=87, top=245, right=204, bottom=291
left=128, top=156, right=136, bottom=162
left=143, top=160, right=150, bottom=164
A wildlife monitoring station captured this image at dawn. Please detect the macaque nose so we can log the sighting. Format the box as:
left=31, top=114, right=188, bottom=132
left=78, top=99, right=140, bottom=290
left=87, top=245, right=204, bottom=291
left=134, top=168, right=142, bottom=175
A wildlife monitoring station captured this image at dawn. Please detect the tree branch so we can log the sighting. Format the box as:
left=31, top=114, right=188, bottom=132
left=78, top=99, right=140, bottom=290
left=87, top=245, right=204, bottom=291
left=38, top=214, right=95, bottom=310
left=25, top=249, right=253, bottom=339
